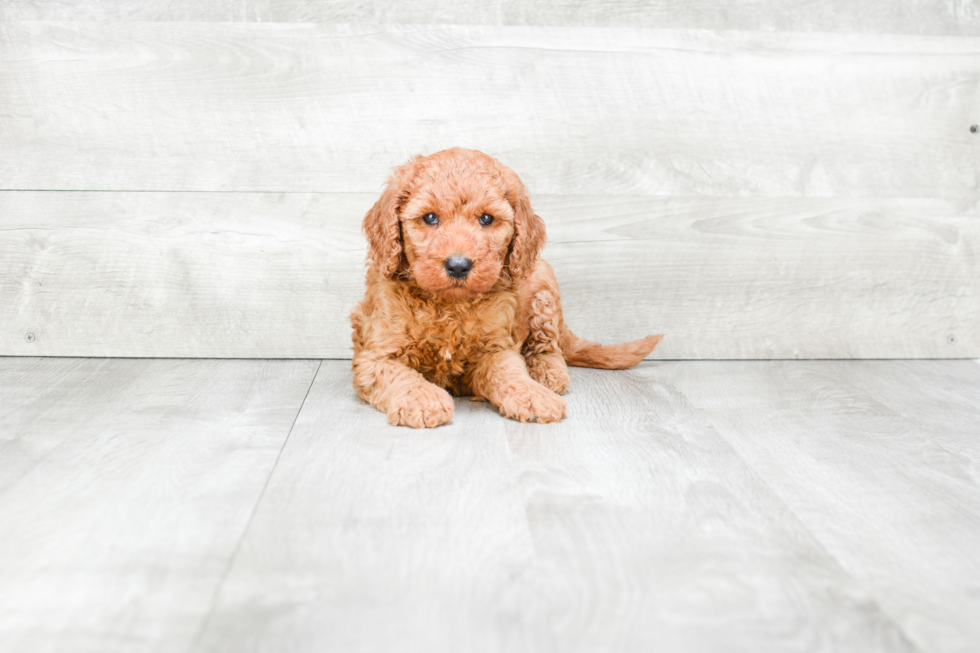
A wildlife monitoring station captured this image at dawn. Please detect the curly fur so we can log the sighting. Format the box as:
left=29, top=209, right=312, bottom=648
left=351, top=148, right=663, bottom=428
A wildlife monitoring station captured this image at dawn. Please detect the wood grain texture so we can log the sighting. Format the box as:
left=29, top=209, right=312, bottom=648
left=662, top=359, right=980, bottom=653
left=196, top=360, right=921, bottom=653
left=3, top=359, right=979, bottom=650
left=2, top=0, right=979, bottom=35
left=0, top=192, right=367, bottom=358
left=195, top=361, right=532, bottom=652
left=1, top=192, right=976, bottom=359
left=0, top=357, right=320, bottom=653
left=1, top=23, right=978, bottom=199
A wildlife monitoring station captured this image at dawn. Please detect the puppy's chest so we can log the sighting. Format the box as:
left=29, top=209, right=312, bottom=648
left=410, top=323, right=476, bottom=373
left=401, top=301, right=516, bottom=384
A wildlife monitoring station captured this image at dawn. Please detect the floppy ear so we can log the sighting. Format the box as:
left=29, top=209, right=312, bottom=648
left=505, top=179, right=546, bottom=282
left=362, top=162, right=414, bottom=278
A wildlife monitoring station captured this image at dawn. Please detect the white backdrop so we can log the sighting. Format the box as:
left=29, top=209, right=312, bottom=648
left=1, top=4, right=978, bottom=358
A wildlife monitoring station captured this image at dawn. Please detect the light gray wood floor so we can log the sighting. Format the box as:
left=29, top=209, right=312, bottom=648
left=1, top=358, right=978, bottom=652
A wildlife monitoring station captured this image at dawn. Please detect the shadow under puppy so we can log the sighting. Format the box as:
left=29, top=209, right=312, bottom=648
left=351, top=148, right=662, bottom=428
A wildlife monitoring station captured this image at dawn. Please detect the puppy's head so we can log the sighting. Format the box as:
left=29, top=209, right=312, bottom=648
left=363, top=148, right=545, bottom=300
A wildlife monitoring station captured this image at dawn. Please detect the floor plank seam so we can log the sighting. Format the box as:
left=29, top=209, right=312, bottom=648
left=0, top=359, right=119, bottom=500
left=188, top=359, right=323, bottom=652
left=697, top=408, right=929, bottom=653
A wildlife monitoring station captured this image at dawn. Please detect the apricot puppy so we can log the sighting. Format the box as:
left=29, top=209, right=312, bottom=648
left=350, top=148, right=662, bottom=428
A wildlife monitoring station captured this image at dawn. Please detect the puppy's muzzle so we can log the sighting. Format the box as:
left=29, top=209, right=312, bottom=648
left=444, top=255, right=473, bottom=280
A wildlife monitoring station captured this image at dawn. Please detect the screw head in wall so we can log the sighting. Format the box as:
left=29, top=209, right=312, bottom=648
left=972, top=125, right=978, bottom=133
left=24, top=333, right=35, bottom=343
left=948, top=335, right=957, bottom=345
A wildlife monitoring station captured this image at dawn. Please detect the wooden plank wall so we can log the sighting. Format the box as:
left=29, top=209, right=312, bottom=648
left=1, top=4, right=978, bottom=358
left=3, top=1, right=980, bottom=33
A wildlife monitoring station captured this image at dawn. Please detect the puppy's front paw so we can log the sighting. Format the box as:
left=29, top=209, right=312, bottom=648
left=496, top=381, right=567, bottom=424
left=387, top=382, right=454, bottom=428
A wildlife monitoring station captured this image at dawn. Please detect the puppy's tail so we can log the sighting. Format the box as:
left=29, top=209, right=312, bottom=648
left=560, top=325, right=663, bottom=370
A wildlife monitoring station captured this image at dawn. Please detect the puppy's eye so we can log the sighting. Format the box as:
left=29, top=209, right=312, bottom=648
left=479, top=213, right=494, bottom=226
left=422, top=213, right=439, bottom=226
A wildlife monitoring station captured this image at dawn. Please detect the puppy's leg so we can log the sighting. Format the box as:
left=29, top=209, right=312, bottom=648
left=522, top=288, right=571, bottom=395
left=352, top=352, right=454, bottom=428
left=470, top=350, right=566, bottom=423
left=520, top=263, right=571, bottom=395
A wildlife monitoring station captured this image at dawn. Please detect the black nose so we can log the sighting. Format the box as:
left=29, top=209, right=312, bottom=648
left=444, top=255, right=473, bottom=279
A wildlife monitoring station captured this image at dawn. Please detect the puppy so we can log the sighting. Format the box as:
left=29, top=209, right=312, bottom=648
left=350, top=148, right=662, bottom=428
